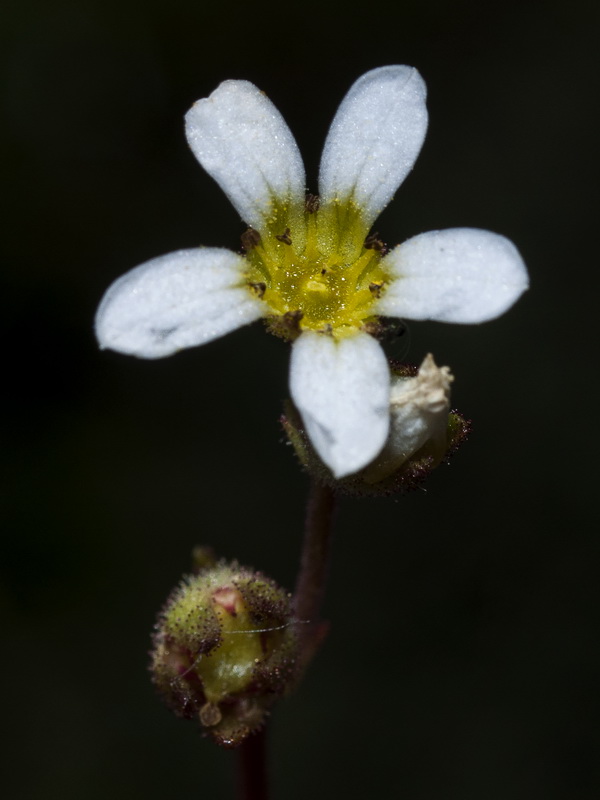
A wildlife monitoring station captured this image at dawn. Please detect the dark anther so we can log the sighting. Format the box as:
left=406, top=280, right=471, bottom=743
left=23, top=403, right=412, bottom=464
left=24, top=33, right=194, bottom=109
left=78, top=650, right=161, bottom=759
left=305, top=194, right=320, bottom=214
left=369, top=281, right=383, bottom=298
left=250, top=282, right=266, bottom=299
left=364, top=233, right=388, bottom=254
left=241, top=227, right=262, bottom=252
left=284, top=309, right=304, bottom=326
left=321, top=268, right=327, bottom=275
left=364, top=317, right=408, bottom=342
left=266, top=309, right=304, bottom=342
left=276, top=228, right=292, bottom=245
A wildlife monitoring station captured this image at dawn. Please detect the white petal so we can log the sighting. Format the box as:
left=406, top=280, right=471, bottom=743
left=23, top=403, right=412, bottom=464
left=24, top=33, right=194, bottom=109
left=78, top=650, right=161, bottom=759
left=185, top=80, right=306, bottom=231
left=95, top=248, right=264, bottom=358
left=290, top=331, right=390, bottom=478
left=319, top=66, right=428, bottom=226
left=376, top=228, right=529, bottom=323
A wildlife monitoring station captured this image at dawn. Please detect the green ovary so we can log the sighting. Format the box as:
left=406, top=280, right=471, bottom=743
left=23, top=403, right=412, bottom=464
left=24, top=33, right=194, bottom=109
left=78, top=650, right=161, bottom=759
left=245, top=199, right=391, bottom=337
left=197, top=600, right=263, bottom=704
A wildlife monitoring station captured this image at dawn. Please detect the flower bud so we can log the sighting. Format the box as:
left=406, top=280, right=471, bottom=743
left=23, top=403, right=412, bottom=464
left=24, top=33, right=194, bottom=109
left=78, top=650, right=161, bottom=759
left=150, top=553, right=298, bottom=747
left=363, top=353, right=454, bottom=483
left=282, top=353, right=470, bottom=496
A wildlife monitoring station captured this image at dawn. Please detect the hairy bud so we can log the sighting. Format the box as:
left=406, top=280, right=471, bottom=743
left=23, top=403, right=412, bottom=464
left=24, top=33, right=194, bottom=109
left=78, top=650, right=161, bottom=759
left=150, top=552, right=298, bottom=747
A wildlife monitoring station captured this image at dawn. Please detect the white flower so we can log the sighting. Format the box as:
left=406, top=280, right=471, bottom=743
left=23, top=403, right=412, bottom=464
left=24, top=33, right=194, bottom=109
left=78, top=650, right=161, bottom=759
left=96, top=66, right=528, bottom=478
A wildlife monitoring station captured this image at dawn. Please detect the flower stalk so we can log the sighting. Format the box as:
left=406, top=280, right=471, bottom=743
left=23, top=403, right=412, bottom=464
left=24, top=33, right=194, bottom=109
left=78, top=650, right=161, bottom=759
left=238, top=728, right=269, bottom=800
left=293, top=480, right=337, bottom=674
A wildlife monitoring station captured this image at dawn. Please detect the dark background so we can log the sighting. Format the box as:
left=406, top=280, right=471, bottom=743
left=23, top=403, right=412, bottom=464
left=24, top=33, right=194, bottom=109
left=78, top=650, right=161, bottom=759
left=2, top=0, right=598, bottom=797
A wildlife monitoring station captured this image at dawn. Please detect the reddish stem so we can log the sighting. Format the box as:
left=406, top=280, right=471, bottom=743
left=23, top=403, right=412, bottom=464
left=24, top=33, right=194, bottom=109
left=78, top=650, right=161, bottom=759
left=238, top=728, right=268, bottom=800
left=293, top=480, right=336, bottom=671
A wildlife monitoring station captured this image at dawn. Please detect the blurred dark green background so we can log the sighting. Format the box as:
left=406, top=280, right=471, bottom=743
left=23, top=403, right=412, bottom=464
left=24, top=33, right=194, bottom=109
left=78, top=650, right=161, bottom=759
left=2, top=0, right=598, bottom=797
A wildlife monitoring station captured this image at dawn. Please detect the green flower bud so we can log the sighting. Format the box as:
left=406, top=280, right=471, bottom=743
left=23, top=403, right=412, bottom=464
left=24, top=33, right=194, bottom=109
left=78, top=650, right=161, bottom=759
left=150, top=552, right=298, bottom=747
left=282, top=354, right=470, bottom=496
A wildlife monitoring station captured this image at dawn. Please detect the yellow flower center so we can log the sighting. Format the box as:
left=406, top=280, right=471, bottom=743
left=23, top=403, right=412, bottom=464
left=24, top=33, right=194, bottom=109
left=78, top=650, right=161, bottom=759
left=244, top=196, right=391, bottom=339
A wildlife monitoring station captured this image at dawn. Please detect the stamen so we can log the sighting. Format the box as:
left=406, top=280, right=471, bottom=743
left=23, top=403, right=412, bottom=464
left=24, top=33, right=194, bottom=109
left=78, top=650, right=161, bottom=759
left=364, top=233, right=388, bottom=253
left=241, top=227, right=262, bottom=252
left=249, top=282, right=266, bottom=299
left=305, top=193, right=320, bottom=214
left=266, top=309, right=304, bottom=341
left=276, top=228, right=292, bottom=245
left=354, top=250, right=382, bottom=287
